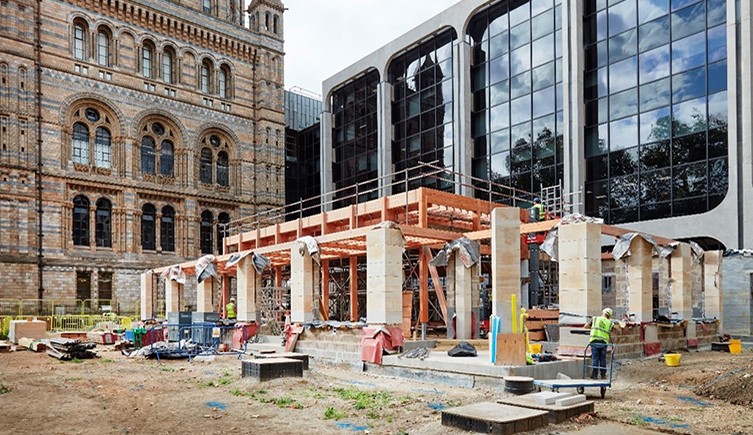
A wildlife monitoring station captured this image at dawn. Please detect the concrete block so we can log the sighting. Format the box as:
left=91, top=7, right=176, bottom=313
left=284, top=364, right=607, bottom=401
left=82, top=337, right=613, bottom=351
left=9, top=320, right=46, bottom=344
left=530, top=391, right=575, bottom=405
left=555, top=394, right=587, bottom=406
left=490, top=207, right=521, bottom=332
left=140, top=272, right=154, bottom=321
left=196, top=277, right=215, bottom=312
left=236, top=256, right=260, bottom=322
left=558, top=223, right=602, bottom=317
left=241, top=358, right=303, bottom=381
left=366, top=227, right=404, bottom=324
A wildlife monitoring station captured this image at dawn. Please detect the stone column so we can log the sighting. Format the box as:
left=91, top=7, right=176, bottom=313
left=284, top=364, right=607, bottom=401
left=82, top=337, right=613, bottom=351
left=140, top=271, right=154, bottom=320
left=491, top=207, right=521, bottom=333
left=196, top=277, right=215, bottom=312
left=627, top=237, right=653, bottom=322
left=236, top=256, right=261, bottom=321
left=366, top=226, right=404, bottom=324
left=704, top=250, right=723, bottom=330
left=454, top=252, right=480, bottom=340
left=377, top=81, right=393, bottom=197
left=559, top=223, right=602, bottom=317
left=670, top=243, right=693, bottom=321
left=453, top=39, right=473, bottom=196
left=290, top=242, right=320, bottom=323
left=445, top=255, right=456, bottom=339
left=89, top=204, right=97, bottom=252
left=165, top=279, right=181, bottom=315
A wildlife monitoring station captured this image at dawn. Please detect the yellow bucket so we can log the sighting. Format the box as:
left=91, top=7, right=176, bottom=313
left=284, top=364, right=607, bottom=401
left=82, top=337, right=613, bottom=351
left=729, top=339, right=742, bottom=354
left=665, top=353, right=681, bottom=367
left=529, top=343, right=543, bottom=354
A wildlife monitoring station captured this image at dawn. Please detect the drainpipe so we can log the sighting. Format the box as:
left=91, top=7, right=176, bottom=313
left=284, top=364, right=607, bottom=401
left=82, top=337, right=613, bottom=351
left=34, top=0, right=45, bottom=309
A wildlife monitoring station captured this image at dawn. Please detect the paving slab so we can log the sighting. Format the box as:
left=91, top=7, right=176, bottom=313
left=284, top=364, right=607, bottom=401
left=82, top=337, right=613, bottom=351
left=253, top=351, right=310, bottom=370
left=498, top=394, right=595, bottom=424
left=441, top=402, right=548, bottom=434
left=526, top=391, right=575, bottom=405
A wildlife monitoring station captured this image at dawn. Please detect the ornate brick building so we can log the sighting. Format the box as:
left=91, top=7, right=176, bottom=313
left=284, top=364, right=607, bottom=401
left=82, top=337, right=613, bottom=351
left=0, top=0, right=286, bottom=313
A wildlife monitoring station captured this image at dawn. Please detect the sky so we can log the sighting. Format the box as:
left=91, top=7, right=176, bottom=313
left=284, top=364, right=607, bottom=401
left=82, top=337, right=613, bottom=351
left=282, top=0, right=462, bottom=97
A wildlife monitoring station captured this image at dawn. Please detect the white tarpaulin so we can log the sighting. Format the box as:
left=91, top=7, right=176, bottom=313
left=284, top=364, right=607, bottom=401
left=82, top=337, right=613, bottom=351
left=611, top=232, right=675, bottom=260
left=429, top=237, right=481, bottom=268
left=295, top=236, right=321, bottom=265
left=163, top=265, right=186, bottom=284
left=226, top=251, right=271, bottom=274
left=540, top=214, right=604, bottom=261
left=196, top=254, right=217, bottom=283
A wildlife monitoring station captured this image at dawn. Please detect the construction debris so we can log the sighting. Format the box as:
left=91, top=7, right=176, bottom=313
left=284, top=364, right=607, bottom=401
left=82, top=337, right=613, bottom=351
left=399, top=347, right=430, bottom=360
left=46, top=338, right=98, bottom=360
left=18, top=337, right=46, bottom=352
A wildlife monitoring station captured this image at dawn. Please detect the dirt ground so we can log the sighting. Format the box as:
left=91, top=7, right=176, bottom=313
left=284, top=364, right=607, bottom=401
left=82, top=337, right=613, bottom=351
left=1, top=346, right=751, bottom=434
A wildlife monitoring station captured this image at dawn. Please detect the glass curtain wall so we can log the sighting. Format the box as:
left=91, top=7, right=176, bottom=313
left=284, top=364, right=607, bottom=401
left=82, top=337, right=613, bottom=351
left=584, top=0, right=727, bottom=223
left=389, top=29, right=456, bottom=193
left=469, top=0, right=565, bottom=203
left=331, top=70, right=379, bottom=207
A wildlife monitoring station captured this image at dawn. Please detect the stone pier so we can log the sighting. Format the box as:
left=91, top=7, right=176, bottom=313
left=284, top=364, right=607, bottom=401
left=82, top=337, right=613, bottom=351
left=366, top=226, right=404, bottom=324
left=236, top=255, right=261, bottom=322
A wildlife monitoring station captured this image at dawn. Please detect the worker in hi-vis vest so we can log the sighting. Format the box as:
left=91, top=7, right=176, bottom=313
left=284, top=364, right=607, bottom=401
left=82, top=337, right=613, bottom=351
left=530, top=197, right=545, bottom=222
left=226, top=297, right=237, bottom=320
left=584, top=308, right=614, bottom=379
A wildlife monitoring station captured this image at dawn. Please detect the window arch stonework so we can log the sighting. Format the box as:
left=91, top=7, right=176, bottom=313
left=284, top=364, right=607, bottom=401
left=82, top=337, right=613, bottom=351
left=137, top=118, right=181, bottom=185
left=65, top=100, right=121, bottom=175
left=197, top=130, right=234, bottom=192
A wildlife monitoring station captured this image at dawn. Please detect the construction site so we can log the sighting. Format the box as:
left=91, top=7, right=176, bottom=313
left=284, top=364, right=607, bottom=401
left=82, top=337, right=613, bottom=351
left=2, top=169, right=753, bottom=434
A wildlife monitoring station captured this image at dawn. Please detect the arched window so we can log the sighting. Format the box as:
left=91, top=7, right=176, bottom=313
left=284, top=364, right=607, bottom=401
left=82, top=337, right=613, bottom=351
left=265, top=12, right=270, bottom=30
left=97, top=28, right=110, bottom=67
left=72, top=195, right=90, bottom=246
left=95, top=198, right=112, bottom=248
left=217, top=212, right=230, bottom=254
left=218, top=67, right=229, bottom=99
left=141, top=203, right=156, bottom=250
left=161, top=206, right=175, bottom=252
left=72, top=122, right=89, bottom=165
left=160, top=140, right=174, bottom=176
left=217, top=151, right=229, bottom=186
left=141, top=136, right=156, bottom=174
left=94, top=127, right=111, bottom=168
left=200, top=60, right=212, bottom=93
left=273, top=15, right=279, bottom=34
left=200, top=147, right=213, bottom=183
left=142, top=41, right=154, bottom=78
left=162, top=49, right=174, bottom=84
left=73, top=23, right=86, bottom=60
left=203, top=0, right=211, bottom=14
left=200, top=210, right=213, bottom=255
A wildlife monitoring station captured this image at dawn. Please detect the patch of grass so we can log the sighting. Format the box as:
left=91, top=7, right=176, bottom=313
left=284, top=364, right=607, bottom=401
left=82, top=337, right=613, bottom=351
left=0, top=384, right=10, bottom=394
left=69, top=358, right=83, bottom=364
left=366, top=409, right=380, bottom=420
left=230, top=388, right=244, bottom=396
left=100, top=358, right=114, bottom=364
left=217, top=377, right=232, bottom=386
left=324, top=406, right=346, bottom=420
left=334, top=387, right=393, bottom=410
left=198, top=380, right=217, bottom=388
left=64, top=377, right=83, bottom=382
left=159, top=366, right=176, bottom=372
left=627, top=416, right=648, bottom=426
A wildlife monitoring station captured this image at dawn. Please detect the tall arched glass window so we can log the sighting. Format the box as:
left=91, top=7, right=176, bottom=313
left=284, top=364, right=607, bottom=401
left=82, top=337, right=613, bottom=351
left=142, top=43, right=153, bottom=78
left=95, top=198, right=112, bottom=248
left=141, top=136, right=156, bottom=174
left=219, top=67, right=228, bottom=98
left=162, top=50, right=173, bottom=84
left=217, top=212, right=230, bottom=254
left=203, top=0, right=211, bottom=14
left=73, top=23, right=86, bottom=60
left=141, top=203, right=156, bottom=250
left=94, top=127, right=111, bottom=168
left=72, top=122, right=89, bottom=165
left=161, top=206, right=175, bottom=252
left=273, top=15, right=279, bottom=34
left=160, top=140, right=174, bottom=176
left=72, top=195, right=90, bottom=246
left=217, top=151, right=229, bottom=186
left=97, top=29, right=110, bottom=66
left=200, top=147, right=213, bottom=183
left=200, top=210, right=213, bottom=255
left=200, top=62, right=211, bottom=93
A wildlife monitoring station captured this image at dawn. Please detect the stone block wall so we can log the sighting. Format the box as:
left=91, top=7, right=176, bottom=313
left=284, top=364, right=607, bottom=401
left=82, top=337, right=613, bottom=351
left=657, top=323, right=687, bottom=352
left=721, top=255, right=753, bottom=336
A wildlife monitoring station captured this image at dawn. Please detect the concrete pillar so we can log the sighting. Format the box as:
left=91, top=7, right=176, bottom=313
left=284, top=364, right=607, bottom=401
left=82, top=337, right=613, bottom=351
left=454, top=252, right=480, bottom=340
left=490, top=207, right=521, bottom=333
left=196, top=277, right=215, bottom=312
left=627, top=237, right=653, bottom=322
left=164, top=279, right=181, bottom=315
left=366, top=226, right=404, bottom=324
left=319, top=111, right=334, bottom=212
left=704, top=250, right=724, bottom=328
left=377, top=81, right=393, bottom=197
left=236, top=256, right=261, bottom=321
left=140, top=271, right=154, bottom=320
left=670, top=243, right=693, bottom=321
left=290, top=242, right=320, bottom=323
left=445, top=255, right=456, bottom=339
left=453, top=39, right=473, bottom=197
left=558, top=223, right=602, bottom=317
left=564, top=0, right=586, bottom=211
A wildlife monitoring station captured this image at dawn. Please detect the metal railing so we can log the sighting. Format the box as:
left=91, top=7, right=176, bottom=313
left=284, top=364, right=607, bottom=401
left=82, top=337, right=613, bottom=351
left=0, top=299, right=131, bottom=316
left=0, top=314, right=134, bottom=338
left=226, top=162, right=577, bottom=240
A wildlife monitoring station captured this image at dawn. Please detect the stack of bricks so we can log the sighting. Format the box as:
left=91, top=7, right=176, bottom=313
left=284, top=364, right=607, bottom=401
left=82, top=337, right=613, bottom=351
left=609, top=324, right=643, bottom=358
left=657, top=322, right=688, bottom=352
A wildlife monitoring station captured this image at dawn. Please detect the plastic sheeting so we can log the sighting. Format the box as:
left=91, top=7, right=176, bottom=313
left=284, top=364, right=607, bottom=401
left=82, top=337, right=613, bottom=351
left=611, top=233, right=675, bottom=260
left=430, top=237, right=481, bottom=268
left=539, top=213, right=604, bottom=261
left=447, top=341, right=478, bottom=357
left=295, top=236, right=321, bottom=265
left=196, top=255, right=217, bottom=284
left=225, top=251, right=270, bottom=274
left=161, top=265, right=186, bottom=284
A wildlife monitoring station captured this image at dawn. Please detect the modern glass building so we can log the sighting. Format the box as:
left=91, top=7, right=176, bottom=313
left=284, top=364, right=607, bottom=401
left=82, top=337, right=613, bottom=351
left=284, top=89, right=322, bottom=218
left=319, top=0, right=749, bottom=250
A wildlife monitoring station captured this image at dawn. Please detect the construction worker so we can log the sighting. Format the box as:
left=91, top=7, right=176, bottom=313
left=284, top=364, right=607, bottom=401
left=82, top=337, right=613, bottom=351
left=226, top=297, right=237, bottom=320
left=585, top=308, right=614, bottom=379
left=530, top=197, right=545, bottom=222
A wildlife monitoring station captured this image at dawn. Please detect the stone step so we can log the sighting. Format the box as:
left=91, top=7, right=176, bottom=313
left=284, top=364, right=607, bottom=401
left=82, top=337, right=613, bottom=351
left=555, top=394, right=587, bottom=407
left=441, top=402, right=548, bottom=434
